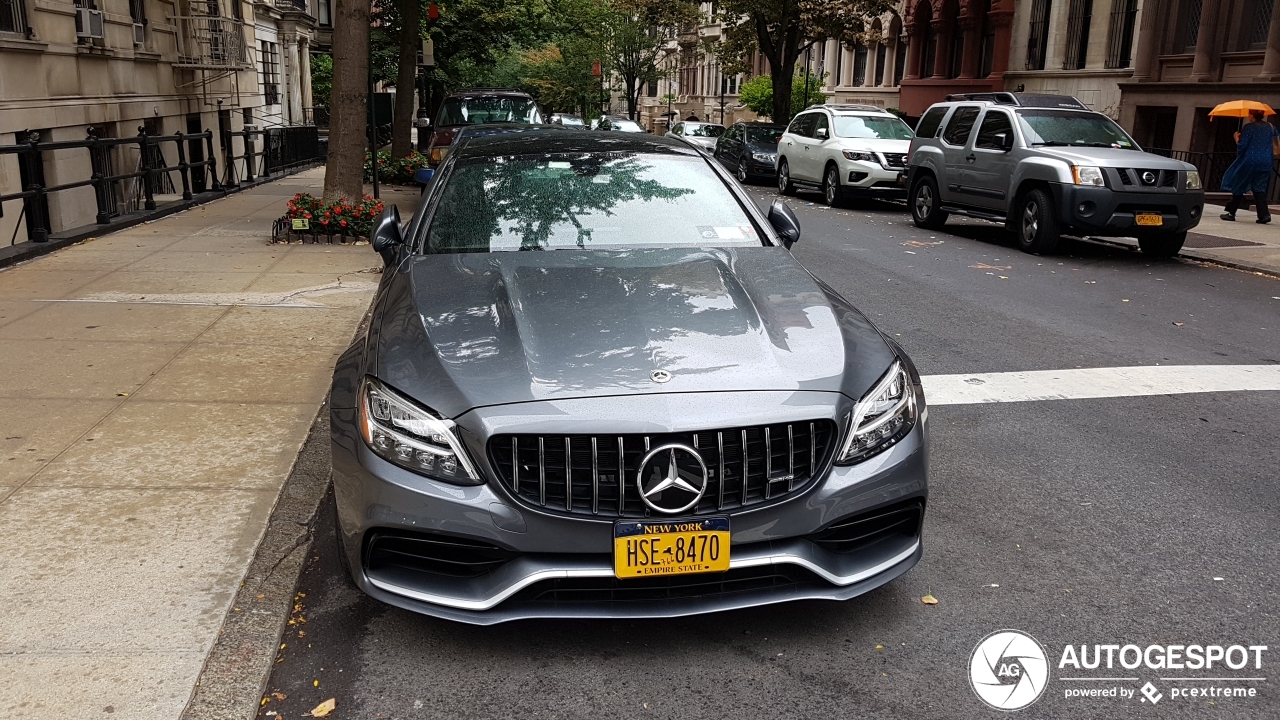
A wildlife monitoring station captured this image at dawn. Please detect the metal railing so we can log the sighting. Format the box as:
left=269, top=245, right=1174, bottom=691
left=1147, top=148, right=1280, bottom=203
left=220, top=125, right=321, bottom=189
left=1, top=129, right=219, bottom=245
left=174, top=16, right=251, bottom=69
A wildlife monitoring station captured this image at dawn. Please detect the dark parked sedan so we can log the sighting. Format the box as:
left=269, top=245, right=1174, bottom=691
left=714, top=121, right=787, bottom=183
left=332, top=132, right=928, bottom=624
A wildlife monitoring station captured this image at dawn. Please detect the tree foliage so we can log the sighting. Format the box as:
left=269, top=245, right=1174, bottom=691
left=737, top=70, right=830, bottom=120
left=310, top=53, right=333, bottom=108
left=715, top=0, right=892, bottom=122
left=600, top=0, right=698, bottom=120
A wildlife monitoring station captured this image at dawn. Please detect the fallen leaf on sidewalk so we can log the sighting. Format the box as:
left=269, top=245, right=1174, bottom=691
left=272, top=692, right=287, bottom=701
left=116, top=392, right=129, bottom=397
left=921, top=594, right=939, bottom=605
left=309, top=698, right=336, bottom=717
left=1173, top=322, right=1185, bottom=326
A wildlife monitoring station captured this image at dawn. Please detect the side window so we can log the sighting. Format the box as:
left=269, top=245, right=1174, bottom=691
left=785, top=115, right=807, bottom=137
left=797, top=113, right=819, bottom=137
left=974, top=111, right=1015, bottom=150
left=671, top=123, right=683, bottom=135
left=941, top=106, right=981, bottom=146
left=916, top=106, right=950, bottom=138
left=813, top=113, right=830, bottom=138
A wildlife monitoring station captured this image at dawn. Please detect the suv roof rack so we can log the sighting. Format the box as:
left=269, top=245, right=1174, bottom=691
left=826, top=103, right=888, bottom=113
left=943, top=92, right=1088, bottom=110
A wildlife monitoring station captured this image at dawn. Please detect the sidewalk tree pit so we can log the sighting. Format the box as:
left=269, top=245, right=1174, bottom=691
left=274, top=193, right=385, bottom=244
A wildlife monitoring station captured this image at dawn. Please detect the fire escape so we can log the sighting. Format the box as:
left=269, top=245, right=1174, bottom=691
left=173, top=0, right=253, bottom=107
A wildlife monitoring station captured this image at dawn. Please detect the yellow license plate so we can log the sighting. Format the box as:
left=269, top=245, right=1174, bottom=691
left=1135, top=213, right=1163, bottom=226
left=613, top=517, right=730, bottom=579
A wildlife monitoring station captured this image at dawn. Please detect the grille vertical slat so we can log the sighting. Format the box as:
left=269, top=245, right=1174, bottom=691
left=490, top=420, right=836, bottom=519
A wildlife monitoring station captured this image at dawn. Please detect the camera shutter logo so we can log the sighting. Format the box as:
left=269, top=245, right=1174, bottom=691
left=969, top=630, right=1050, bottom=711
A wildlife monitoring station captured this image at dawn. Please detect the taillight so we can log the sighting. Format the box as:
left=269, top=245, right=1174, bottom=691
left=426, top=128, right=457, bottom=165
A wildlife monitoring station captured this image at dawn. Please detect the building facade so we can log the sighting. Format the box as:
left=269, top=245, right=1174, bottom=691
left=0, top=0, right=317, bottom=243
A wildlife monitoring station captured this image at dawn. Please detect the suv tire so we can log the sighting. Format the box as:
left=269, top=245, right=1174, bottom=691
left=1138, top=231, right=1187, bottom=259
left=910, top=174, right=948, bottom=229
left=1016, top=189, right=1062, bottom=254
left=823, top=164, right=847, bottom=208
left=778, top=159, right=797, bottom=196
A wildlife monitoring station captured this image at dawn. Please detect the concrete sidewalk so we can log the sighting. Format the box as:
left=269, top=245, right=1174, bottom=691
left=0, top=168, right=412, bottom=719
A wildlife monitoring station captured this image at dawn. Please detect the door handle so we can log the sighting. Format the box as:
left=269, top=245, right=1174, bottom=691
left=966, top=154, right=976, bottom=163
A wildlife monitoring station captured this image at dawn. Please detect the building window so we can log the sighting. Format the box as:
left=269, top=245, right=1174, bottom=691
left=1246, top=0, right=1274, bottom=49
left=894, top=35, right=907, bottom=85
left=127, top=0, right=143, bottom=22
left=874, top=42, right=887, bottom=85
left=260, top=40, right=280, bottom=106
left=317, top=0, right=330, bottom=26
left=921, top=17, right=937, bottom=78
left=980, top=16, right=996, bottom=76
left=1175, top=0, right=1203, bottom=52
left=948, top=31, right=964, bottom=78
left=1063, top=0, right=1093, bottom=69
left=853, top=44, right=868, bottom=86
left=1026, top=0, right=1052, bottom=70
left=0, top=0, right=29, bottom=34
left=1104, top=0, right=1138, bottom=67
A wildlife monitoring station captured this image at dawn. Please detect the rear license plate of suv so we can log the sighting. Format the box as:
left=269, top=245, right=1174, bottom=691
left=1135, top=213, right=1163, bottom=226
left=613, top=517, right=729, bottom=578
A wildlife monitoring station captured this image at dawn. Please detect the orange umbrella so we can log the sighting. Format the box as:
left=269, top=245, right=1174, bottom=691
left=1208, top=100, right=1277, bottom=118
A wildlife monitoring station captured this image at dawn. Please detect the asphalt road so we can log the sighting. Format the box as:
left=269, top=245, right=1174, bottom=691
left=257, top=184, right=1280, bottom=720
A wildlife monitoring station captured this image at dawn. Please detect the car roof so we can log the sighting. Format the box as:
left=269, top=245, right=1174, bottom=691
left=735, top=121, right=787, bottom=128
left=454, top=123, right=569, bottom=139
left=454, top=129, right=699, bottom=158
left=823, top=104, right=894, bottom=114
left=938, top=93, right=1088, bottom=110
left=442, top=88, right=533, bottom=99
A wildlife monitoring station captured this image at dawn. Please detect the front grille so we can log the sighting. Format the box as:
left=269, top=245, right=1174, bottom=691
left=810, top=499, right=924, bottom=555
left=365, top=529, right=517, bottom=578
left=1115, top=167, right=1177, bottom=190
left=489, top=421, right=837, bottom=518
left=880, top=152, right=907, bottom=169
left=509, top=564, right=817, bottom=605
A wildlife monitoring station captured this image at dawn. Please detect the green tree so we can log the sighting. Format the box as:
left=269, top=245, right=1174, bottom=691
left=601, top=0, right=698, bottom=121
left=310, top=53, right=333, bottom=108
left=715, top=0, right=892, bottom=123
left=736, top=71, right=829, bottom=120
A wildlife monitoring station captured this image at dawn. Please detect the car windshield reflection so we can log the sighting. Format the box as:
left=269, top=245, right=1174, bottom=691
left=425, top=153, right=762, bottom=253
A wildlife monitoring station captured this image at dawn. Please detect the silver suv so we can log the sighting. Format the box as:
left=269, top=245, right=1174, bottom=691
left=905, top=93, right=1205, bottom=257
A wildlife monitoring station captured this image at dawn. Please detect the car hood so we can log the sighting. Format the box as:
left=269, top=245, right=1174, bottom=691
left=833, top=138, right=911, bottom=153
left=1036, top=147, right=1193, bottom=170
left=375, top=248, right=897, bottom=417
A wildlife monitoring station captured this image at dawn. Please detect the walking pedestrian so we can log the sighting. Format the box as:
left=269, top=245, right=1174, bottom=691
left=1219, top=109, right=1280, bottom=224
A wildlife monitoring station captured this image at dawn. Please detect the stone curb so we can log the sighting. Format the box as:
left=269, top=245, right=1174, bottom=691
left=1089, top=236, right=1280, bottom=279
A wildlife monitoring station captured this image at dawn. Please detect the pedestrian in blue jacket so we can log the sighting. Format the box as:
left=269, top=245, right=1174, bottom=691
left=1219, top=109, right=1280, bottom=224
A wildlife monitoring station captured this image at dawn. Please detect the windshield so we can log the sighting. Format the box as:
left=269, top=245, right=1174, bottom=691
left=832, top=116, right=914, bottom=140
left=436, top=96, right=542, bottom=126
left=555, top=115, right=585, bottom=126
left=685, top=124, right=725, bottom=138
left=1016, top=110, right=1136, bottom=148
left=424, top=153, right=762, bottom=252
left=611, top=120, right=644, bottom=132
left=745, top=128, right=784, bottom=144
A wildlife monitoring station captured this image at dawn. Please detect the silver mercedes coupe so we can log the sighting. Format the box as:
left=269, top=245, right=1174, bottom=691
left=330, top=130, right=928, bottom=624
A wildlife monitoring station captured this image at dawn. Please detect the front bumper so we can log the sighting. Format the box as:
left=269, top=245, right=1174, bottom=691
left=840, top=159, right=907, bottom=197
left=331, top=390, right=928, bottom=623
left=1049, top=182, right=1204, bottom=236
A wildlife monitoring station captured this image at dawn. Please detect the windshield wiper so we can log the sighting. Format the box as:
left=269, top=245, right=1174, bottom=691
left=1030, top=141, right=1072, bottom=146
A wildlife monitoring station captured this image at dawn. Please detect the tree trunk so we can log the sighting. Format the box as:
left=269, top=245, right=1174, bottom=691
left=391, top=0, right=421, bottom=159
left=323, top=0, right=369, bottom=201
left=624, top=77, right=638, bottom=120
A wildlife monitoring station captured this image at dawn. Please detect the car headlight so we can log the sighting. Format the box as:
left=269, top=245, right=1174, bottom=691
left=1072, top=165, right=1105, bottom=186
left=1185, top=170, right=1202, bottom=190
left=836, top=362, right=917, bottom=465
left=358, top=377, right=482, bottom=484
left=842, top=150, right=876, bottom=162
left=752, top=152, right=776, bottom=163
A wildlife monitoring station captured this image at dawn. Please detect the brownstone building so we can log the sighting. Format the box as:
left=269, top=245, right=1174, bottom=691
left=897, top=0, right=1019, bottom=117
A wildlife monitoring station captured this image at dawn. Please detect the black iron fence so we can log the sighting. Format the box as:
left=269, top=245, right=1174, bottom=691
left=1146, top=148, right=1280, bottom=203
left=219, top=125, right=322, bottom=188
left=1, top=129, right=219, bottom=244
left=2, top=124, right=323, bottom=246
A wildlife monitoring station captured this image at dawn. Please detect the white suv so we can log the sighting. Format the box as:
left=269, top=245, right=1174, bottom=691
left=776, top=105, right=915, bottom=207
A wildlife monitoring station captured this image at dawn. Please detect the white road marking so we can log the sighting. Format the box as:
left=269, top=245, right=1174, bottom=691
left=922, top=365, right=1280, bottom=406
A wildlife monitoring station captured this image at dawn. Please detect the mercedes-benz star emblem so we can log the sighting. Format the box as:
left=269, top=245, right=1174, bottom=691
left=651, top=369, right=672, bottom=383
left=636, top=443, right=708, bottom=514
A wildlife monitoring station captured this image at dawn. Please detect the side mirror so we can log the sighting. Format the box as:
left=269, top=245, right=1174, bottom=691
left=767, top=200, right=801, bottom=248
left=995, top=132, right=1013, bottom=151
left=414, top=167, right=435, bottom=185
left=371, top=205, right=403, bottom=264
left=815, top=127, right=828, bottom=140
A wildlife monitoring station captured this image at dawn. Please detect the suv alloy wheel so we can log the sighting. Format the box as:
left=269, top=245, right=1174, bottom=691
left=824, top=165, right=845, bottom=208
left=910, top=175, right=948, bottom=229
left=778, top=159, right=797, bottom=195
left=1016, top=189, right=1062, bottom=254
